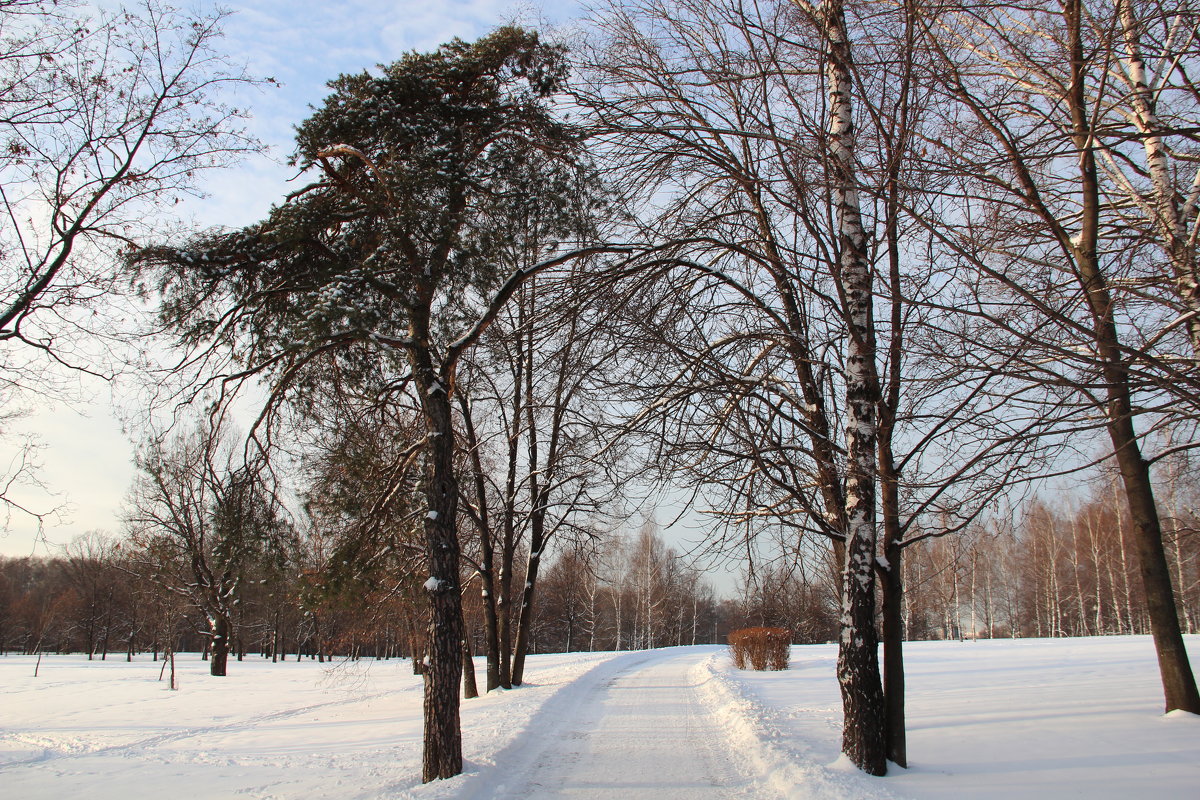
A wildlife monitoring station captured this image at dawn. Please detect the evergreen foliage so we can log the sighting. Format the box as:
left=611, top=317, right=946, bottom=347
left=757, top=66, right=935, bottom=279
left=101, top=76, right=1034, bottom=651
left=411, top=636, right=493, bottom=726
left=141, top=26, right=593, bottom=376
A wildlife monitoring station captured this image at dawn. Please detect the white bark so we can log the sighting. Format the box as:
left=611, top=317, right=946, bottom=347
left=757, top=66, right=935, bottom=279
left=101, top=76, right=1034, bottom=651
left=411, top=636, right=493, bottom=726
left=1115, top=0, right=1200, bottom=355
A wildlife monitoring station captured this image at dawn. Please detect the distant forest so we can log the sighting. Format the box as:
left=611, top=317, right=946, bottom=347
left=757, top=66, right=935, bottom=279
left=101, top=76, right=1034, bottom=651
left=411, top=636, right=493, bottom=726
left=5, top=470, right=1196, bottom=662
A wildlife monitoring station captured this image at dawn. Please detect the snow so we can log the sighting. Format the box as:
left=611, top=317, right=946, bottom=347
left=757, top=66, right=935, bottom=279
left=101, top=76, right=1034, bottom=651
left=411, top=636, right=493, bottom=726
left=423, top=576, right=444, bottom=591
left=0, top=636, right=1196, bottom=798
left=700, top=636, right=1200, bottom=800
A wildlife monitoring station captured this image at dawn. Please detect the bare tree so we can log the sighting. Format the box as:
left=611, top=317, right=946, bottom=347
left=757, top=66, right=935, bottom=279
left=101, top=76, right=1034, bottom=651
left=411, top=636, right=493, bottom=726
left=61, top=532, right=122, bottom=659
left=125, top=420, right=288, bottom=677
left=457, top=262, right=630, bottom=690
left=0, top=0, right=256, bottom=526
left=582, top=0, right=1048, bottom=771
left=918, top=0, right=1200, bottom=714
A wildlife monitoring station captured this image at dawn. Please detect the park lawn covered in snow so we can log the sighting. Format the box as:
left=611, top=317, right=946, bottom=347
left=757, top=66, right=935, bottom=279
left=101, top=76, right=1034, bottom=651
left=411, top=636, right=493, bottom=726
left=0, top=636, right=1196, bottom=798
left=698, top=635, right=1200, bottom=799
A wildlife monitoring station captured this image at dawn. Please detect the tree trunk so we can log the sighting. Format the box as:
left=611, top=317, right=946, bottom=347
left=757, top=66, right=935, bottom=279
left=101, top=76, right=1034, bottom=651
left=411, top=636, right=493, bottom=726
left=458, top=394, right=503, bottom=692
left=414, top=346, right=464, bottom=782
left=879, top=349, right=907, bottom=765
left=462, top=635, right=478, bottom=700
left=820, top=0, right=887, bottom=775
left=210, top=613, right=231, bottom=677
left=1107, top=416, right=1200, bottom=712
left=879, top=537, right=906, bottom=768
left=510, top=508, right=547, bottom=686
left=511, top=295, right=546, bottom=688
left=1063, top=0, right=1200, bottom=714
left=411, top=633, right=424, bottom=676
left=877, top=31, right=912, bottom=758
left=272, top=608, right=280, bottom=663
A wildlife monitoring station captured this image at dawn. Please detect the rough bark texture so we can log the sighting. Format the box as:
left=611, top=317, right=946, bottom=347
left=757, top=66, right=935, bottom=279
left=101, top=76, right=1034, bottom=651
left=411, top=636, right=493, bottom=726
left=821, top=0, right=888, bottom=776
left=209, top=613, right=230, bottom=677
left=413, top=342, right=465, bottom=782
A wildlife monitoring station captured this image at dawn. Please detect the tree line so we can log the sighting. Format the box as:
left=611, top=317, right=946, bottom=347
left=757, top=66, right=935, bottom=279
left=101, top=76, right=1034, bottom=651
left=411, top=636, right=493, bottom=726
left=2, top=0, right=1199, bottom=783
left=6, top=469, right=1196, bottom=657
left=0, top=525, right=730, bottom=663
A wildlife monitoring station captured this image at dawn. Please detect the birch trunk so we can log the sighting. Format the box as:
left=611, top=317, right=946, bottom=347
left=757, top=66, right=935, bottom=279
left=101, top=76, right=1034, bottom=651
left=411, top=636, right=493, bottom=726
left=1116, top=0, right=1200, bottom=358
left=819, top=0, right=887, bottom=775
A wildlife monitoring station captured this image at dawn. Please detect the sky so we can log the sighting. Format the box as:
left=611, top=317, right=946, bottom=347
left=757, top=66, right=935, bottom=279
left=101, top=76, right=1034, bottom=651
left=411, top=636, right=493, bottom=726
left=0, top=0, right=587, bottom=558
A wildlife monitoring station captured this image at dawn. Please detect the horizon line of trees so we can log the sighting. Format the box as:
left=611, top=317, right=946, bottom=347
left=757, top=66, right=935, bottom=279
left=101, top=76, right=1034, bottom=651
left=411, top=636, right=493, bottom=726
left=4, top=469, right=1195, bottom=657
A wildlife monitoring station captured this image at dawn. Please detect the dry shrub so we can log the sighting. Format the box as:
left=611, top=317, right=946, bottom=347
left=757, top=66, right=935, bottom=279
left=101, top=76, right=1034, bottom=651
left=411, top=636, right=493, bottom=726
left=728, top=627, right=790, bottom=670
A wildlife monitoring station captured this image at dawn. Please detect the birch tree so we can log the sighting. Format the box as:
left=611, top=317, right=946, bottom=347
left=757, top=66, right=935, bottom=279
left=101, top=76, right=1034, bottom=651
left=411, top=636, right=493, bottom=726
left=1101, top=0, right=1200, bottom=358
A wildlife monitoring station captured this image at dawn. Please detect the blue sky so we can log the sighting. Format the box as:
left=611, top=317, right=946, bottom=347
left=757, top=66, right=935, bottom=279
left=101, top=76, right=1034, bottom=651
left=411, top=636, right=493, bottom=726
left=196, top=0, right=586, bottom=227
left=0, top=0, right=586, bottom=557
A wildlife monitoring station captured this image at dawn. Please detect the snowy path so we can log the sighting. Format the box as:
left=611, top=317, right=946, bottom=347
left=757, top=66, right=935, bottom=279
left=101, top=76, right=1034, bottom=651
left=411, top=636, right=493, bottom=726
left=433, top=646, right=897, bottom=800
left=482, top=652, right=753, bottom=800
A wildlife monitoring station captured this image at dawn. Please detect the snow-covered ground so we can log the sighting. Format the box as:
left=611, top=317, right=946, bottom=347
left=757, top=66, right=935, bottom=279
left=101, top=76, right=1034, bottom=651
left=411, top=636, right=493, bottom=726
left=1, top=636, right=1196, bottom=798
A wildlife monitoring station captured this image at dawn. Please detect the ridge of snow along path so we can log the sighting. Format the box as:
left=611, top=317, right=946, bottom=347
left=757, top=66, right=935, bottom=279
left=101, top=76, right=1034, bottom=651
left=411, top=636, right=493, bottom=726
left=0, top=636, right=1197, bottom=798
left=438, top=647, right=894, bottom=800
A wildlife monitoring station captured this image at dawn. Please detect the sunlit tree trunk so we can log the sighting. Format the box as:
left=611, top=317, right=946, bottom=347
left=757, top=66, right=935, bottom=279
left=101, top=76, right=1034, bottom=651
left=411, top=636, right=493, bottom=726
left=817, top=0, right=887, bottom=775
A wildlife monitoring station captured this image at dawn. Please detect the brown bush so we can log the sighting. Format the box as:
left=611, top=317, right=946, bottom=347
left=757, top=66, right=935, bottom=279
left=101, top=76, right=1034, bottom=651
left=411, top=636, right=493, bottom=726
left=728, top=627, right=790, bottom=670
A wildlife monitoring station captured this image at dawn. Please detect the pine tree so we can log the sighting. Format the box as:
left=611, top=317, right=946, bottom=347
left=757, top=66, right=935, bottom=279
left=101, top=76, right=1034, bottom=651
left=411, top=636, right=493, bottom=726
left=136, top=27, right=610, bottom=781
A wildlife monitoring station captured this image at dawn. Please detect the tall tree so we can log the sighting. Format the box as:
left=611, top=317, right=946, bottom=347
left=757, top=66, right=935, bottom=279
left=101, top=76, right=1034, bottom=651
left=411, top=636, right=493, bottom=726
left=457, top=263, right=627, bottom=690
left=918, top=0, right=1200, bottom=714
left=804, top=0, right=889, bottom=774
left=135, top=29, right=618, bottom=781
